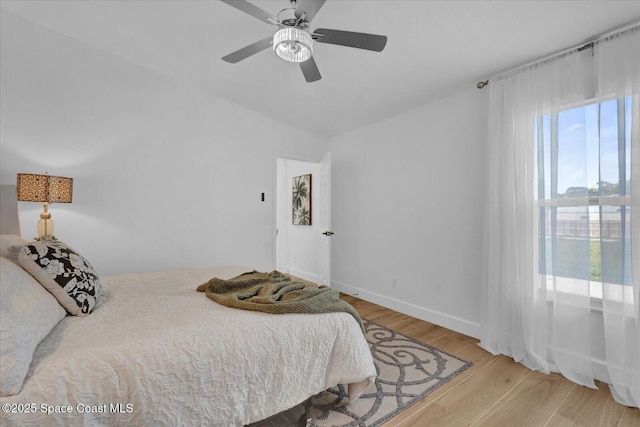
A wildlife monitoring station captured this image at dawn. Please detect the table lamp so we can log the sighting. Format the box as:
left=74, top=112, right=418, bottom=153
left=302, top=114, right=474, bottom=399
left=16, top=172, right=73, bottom=239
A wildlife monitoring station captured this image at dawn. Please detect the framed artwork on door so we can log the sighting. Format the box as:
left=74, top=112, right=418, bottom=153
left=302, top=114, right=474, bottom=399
left=292, top=174, right=311, bottom=225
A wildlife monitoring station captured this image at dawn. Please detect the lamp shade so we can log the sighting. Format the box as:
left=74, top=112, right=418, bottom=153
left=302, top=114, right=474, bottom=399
left=273, top=27, right=313, bottom=63
left=17, top=173, right=73, bottom=203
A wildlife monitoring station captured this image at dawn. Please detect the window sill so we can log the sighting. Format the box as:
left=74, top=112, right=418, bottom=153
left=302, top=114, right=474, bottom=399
left=542, top=275, right=634, bottom=311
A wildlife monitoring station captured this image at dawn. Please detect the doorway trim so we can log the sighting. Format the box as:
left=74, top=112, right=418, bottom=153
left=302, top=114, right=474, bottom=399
left=272, top=151, right=326, bottom=275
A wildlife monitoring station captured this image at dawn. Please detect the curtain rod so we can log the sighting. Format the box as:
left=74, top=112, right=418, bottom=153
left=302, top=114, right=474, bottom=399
left=476, top=20, right=640, bottom=89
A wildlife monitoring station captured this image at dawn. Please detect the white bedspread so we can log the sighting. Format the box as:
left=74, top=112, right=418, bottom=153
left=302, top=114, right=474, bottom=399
left=0, top=266, right=375, bottom=426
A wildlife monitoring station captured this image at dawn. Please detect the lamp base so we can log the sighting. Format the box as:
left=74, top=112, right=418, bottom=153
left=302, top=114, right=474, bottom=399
left=37, top=202, right=55, bottom=239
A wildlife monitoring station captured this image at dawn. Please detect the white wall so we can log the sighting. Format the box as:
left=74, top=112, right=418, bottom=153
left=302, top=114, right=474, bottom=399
left=1, top=9, right=489, bottom=339
left=0, top=11, right=326, bottom=276
left=276, top=158, right=321, bottom=281
left=328, top=87, right=488, bottom=338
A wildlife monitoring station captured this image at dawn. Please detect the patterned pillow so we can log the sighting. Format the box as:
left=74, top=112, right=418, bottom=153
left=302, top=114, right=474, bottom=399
left=17, top=240, right=102, bottom=316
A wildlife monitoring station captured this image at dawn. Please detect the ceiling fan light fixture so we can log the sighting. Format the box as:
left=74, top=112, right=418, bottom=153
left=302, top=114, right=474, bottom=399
left=273, top=27, right=313, bottom=63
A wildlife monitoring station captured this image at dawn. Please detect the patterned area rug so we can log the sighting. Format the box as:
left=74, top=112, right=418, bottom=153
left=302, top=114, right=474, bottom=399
left=249, top=319, right=472, bottom=427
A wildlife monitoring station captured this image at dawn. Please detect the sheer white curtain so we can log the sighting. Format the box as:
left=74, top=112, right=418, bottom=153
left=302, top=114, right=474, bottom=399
left=481, top=26, right=639, bottom=408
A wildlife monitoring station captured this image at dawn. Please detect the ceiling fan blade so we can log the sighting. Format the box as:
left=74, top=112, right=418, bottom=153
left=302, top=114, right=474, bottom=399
left=221, top=37, right=273, bottom=63
left=294, top=0, right=326, bottom=23
left=299, top=56, right=321, bottom=83
left=219, top=0, right=278, bottom=25
left=312, top=28, right=387, bottom=52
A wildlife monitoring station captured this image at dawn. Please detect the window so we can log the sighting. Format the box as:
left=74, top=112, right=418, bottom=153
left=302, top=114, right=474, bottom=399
left=535, top=96, right=632, bottom=289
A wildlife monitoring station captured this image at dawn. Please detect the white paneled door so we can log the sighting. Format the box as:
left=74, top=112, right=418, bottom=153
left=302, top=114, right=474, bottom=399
left=317, top=152, right=332, bottom=286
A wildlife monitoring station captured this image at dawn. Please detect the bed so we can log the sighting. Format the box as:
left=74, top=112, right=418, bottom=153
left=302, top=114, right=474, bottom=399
left=0, top=184, right=376, bottom=426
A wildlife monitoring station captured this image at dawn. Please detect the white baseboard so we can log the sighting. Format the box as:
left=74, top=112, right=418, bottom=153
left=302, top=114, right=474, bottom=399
left=332, top=279, right=482, bottom=339
left=289, top=267, right=318, bottom=283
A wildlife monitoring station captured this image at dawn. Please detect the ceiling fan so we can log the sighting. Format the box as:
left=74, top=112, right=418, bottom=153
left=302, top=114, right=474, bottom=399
left=220, top=0, right=388, bottom=82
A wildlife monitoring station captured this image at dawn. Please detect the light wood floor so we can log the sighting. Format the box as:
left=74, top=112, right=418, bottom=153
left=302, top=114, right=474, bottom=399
left=340, top=294, right=640, bottom=427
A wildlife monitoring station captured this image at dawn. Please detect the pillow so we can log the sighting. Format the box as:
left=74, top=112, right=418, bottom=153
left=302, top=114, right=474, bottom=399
left=16, top=240, right=102, bottom=316
left=0, top=256, right=67, bottom=396
left=0, top=234, right=27, bottom=262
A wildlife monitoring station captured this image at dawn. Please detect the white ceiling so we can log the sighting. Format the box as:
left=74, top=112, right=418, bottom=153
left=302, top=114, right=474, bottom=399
left=2, top=0, right=639, bottom=139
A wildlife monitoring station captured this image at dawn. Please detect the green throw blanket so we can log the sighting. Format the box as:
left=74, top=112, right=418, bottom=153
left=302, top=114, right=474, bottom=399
left=197, top=270, right=365, bottom=333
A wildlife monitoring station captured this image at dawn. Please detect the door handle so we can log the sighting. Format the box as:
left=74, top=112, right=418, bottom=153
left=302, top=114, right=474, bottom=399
left=322, top=231, right=335, bottom=236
